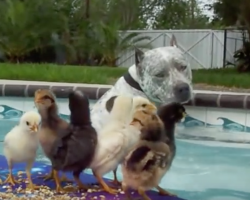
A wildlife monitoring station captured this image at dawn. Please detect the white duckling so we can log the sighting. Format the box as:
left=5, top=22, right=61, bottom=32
left=3, top=111, right=41, bottom=190
left=90, top=95, right=156, bottom=194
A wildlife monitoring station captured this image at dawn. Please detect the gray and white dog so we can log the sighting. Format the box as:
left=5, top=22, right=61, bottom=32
left=91, top=35, right=193, bottom=132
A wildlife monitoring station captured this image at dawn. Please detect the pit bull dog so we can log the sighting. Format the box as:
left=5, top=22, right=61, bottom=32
left=91, top=35, right=193, bottom=132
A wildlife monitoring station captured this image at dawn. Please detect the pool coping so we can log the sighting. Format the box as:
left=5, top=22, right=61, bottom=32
left=0, top=79, right=250, bottom=109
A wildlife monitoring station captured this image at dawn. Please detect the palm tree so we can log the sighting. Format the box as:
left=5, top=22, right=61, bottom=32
left=0, top=0, right=68, bottom=62
left=0, top=0, right=152, bottom=66
left=92, top=21, right=151, bottom=66
left=75, top=0, right=152, bottom=66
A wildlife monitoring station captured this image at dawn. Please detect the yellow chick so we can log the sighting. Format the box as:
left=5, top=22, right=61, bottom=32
left=111, top=96, right=157, bottom=184
left=132, top=96, right=157, bottom=114
left=3, top=111, right=41, bottom=191
left=89, top=95, right=156, bottom=194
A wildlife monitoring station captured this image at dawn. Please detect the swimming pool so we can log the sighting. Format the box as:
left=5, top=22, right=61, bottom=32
left=0, top=97, right=249, bottom=200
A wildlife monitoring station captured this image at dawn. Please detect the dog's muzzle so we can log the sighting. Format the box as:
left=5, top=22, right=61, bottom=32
left=173, top=82, right=191, bottom=103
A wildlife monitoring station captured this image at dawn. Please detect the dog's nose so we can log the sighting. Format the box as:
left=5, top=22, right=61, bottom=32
left=173, top=82, right=191, bottom=103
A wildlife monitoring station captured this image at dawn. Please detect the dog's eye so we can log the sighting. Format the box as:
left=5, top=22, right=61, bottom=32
left=178, top=66, right=187, bottom=71
left=155, top=73, right=164, bottom=78
left=142, top=104, right=146, bottom=107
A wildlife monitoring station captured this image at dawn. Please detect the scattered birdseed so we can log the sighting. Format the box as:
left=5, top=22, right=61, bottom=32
left=87, top=189, right=93, bottom=193
left=0, top=181, right=131, bottom=200
left=17, top=171, right=25, bottom=176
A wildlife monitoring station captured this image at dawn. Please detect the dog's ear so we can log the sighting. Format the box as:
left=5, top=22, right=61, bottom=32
left=135, top=47, right=144, bottom=66
left=135, top=47, right=144, bottom=76
left=170, top=35, right=178, bottom=47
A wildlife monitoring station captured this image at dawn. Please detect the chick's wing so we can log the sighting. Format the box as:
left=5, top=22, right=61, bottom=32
left=125, top=145, right=154, bottom=172
left=51, top=127, right=71, bottom=156
left=125, top=142, right=170, bottom=173
left=94, top=133, right=125, bottom=168
left=62, top=126, right=97, bottom=168
left=49, top=127, right=72, bottom=169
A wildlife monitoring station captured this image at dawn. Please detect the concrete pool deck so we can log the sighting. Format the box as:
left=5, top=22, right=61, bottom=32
left=0, top=79, right=250, bottom=109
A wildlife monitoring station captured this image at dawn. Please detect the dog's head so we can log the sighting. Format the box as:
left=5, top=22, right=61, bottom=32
left=134, top=35, right=192, bottom=104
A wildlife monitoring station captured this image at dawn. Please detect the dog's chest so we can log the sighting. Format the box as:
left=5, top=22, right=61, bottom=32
left=90, top=77, right=146, bottom=132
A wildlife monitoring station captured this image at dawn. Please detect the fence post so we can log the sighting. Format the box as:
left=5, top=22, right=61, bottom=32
left=223, top=29, right=227, bottom=68
left=210, top=31, right=214, bottom=68
left=163, top=33, right=166, bottom=46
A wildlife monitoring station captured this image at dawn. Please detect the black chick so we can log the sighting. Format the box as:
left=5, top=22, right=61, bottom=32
left=49, top=90, right=98, bottom=192
left=157, top=102, right=186, bottom=165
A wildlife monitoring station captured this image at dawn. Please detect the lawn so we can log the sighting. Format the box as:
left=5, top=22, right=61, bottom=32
left=0, top=63, right=127, bottom=85
left=193, top=68, right=250, bottom=89
left=0, top=63, right=250, bottom=88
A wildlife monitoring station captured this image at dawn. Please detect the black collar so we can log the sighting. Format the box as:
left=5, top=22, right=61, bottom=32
left=123, top=72, right=143, bottom=92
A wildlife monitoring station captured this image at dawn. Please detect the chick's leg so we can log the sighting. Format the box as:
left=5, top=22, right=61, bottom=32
left=122, top=182, right=132, bottom=200
left=42, top=169, right=54, bottom=181
left=40, top=170, right=72, bottom=183
left=73, top=171, right=88, bottom=191
left=156, top=185, right=176, bottom=196
left=53, top=170, right=75, bottom=193
left=4, top=160, right=20, bottom=186
left=111, top=168, right=121, bottom=185
left=60, top=172, right=73, bottom=183
left=138, top=187, right=151, bottom=200
left=25, top=160, right=40, bottom=191
left=92, top=170, right=117, bottom=194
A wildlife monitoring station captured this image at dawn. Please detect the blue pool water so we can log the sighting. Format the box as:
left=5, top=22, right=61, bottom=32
left=0, top=97, right=249, bottom=200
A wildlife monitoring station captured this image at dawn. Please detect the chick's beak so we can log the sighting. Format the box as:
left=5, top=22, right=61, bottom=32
left=30, top=124, right=38, bottom=132
left=35, top=99, right=43, bottom=104
left=182, top=111, right=187, bottom=118
left=147, top=104, right=157, bottom=113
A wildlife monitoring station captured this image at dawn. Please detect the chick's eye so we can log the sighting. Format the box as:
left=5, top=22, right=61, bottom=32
left=142, top=104, right=146, bottom=107
left=26, top=121, right=30, bottom=126
left=43, top=95, right=50, bottom=99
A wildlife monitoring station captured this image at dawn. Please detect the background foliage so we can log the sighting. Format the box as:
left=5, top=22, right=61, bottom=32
left=211, top=0, right=250, bottom=72
left=0, top=0, right=249, bottom=69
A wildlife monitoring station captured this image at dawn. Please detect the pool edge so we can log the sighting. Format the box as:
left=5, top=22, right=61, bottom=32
left=0, top=81, right=250, bottom=109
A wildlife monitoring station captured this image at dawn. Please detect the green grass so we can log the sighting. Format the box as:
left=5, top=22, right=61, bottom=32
left=0, top=63, right=127, bottom=85
left=0, top=63, right=250, bottom=88
left=193, top=68, right=250, bottom=88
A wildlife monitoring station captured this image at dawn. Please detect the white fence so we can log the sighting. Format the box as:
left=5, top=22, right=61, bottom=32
left=117, top=29, right=244, bottom=69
